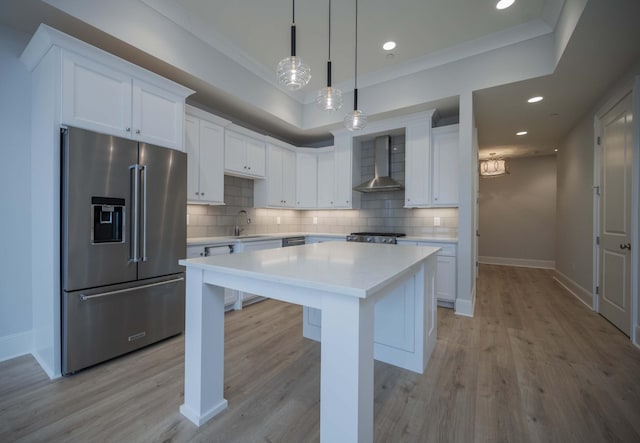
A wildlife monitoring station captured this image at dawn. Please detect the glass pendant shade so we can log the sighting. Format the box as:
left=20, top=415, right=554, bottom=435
left=344, top=109, right=367, bottom=131
left=277, top=0, right=311, bottom=91
left=316, top=86, right=343, bottom=110
left=277, top=55, right=311, bottom=91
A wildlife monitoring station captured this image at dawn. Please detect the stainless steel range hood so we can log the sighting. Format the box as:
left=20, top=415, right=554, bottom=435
left=353, top=136, right=404, bottom=193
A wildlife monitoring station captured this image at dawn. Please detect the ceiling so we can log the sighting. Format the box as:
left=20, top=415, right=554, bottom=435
left=2, top=0, right=640, bottom=158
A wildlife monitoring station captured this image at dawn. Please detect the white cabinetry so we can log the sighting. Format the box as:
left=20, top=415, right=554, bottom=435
left=398, top=240, right=457, bottom=304
left=232, top=239, right=282, bottom=307
left=20, top=24, right=193, bottom=377
left=405, top=123, right=459, bottom=208
left=431, top=125, right=459, bottom=206
left=254, top=141, right=296, bottom=208
left=316, top=148, right=335, bottom=207
left=185, top=106, right=229, bottom=204
left=61, top=49, right=189, bottom=150
left=315, top=141, right=353, bottom=209
left=404, top=121, right=431, bottom=207
left=224, top=127, right=266, bottom=178
left=295, top=149, right=318, bottom=209
left=333, top=138, right=354, bottom=208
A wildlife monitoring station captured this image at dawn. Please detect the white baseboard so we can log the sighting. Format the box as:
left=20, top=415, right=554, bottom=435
left=634, top=325, right=640, bottom=347
left=455, top=281, right=475, bottom=317
left=553, top=270, right=594, bottom=309
left=0, top=330, right=32, bottom=362
left=478, top=256, right=555, bottom=269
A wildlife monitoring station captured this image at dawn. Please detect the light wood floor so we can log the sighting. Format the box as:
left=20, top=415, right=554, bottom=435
left=2, top=265, right=640, bottom=442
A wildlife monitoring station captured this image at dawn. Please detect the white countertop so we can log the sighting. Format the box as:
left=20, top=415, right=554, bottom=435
left=187, top=232, right=457, bottom=247
left=179, top=242, right=440, bottom=299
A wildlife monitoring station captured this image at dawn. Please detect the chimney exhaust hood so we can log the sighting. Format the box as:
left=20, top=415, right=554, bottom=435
left=353, top=135, right=404, bottom=193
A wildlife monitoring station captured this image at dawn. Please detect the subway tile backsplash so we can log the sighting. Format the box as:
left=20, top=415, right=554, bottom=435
left=187, top=136, right=458, bottom=238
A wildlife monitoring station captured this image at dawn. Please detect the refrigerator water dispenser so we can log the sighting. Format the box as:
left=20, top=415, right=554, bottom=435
left=92, top=196, right=125, bottom=243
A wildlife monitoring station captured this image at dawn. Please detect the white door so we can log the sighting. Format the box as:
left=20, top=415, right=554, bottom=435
left=599, top=93, right=633, bottom=335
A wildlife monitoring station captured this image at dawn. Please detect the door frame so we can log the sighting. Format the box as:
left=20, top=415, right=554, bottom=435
left=593, top=76, right=640, bottom=345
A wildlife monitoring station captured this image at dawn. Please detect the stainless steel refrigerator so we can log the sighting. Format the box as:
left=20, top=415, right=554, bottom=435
left=61, top=126, right=187, bottom=375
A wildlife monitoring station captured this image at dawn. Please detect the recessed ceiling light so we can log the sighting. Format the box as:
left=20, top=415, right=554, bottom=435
left=554, top=148, right=558, bottom=152
left=516, top=131, right=528, bottom=136
left=496, top=0, right=515, bottom=9
left=527, top=96, right=543, bottom=103
left=383, top=41, right=396, bottom=51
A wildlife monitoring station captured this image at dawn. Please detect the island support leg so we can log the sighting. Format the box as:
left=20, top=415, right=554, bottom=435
left=320, top=295, right=375, bottom=443
left=180, top=268, right=228, bottom=425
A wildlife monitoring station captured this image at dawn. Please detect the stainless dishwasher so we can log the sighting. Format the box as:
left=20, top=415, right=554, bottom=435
left=282, top=236, right=305, bottom=247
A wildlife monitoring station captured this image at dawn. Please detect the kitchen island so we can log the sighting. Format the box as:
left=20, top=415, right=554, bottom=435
left=178, top=242, right=439, bottom=443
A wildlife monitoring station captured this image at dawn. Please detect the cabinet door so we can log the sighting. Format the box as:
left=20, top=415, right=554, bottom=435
left=132, top=79, right=184, bottom=150
left=436, top=255, right=456, bottom=301
left=265, top=146, right=284, bottom=206
left=184, top=115, right=201, bottom=201
left=61, top=50, right=132, bottom=136
left=404, top=122, right=430, bottom=207
left=296, top=151, right=318, bottom=208
left=281, top=149, right=296, bottom=207
left=333, top=142, right=352, bottom=208
left=198, top=120, right=225, bottom=204
left=431, top=125, right=459, bottom=206
left=245, top=137, right=266, bottom=178
left=317, top=150, right=335, bottom=207
left=224, top=131, right=247, bottom=174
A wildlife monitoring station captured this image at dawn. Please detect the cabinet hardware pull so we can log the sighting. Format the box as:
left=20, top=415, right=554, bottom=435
left=136, top=129, right=141, bottom=134
left=620, top=243, right=631, bottom=250
left=126, top=127, right=131, bottom=132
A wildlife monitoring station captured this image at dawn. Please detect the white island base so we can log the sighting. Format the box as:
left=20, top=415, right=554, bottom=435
left=178, top=242, right=439, bottom=443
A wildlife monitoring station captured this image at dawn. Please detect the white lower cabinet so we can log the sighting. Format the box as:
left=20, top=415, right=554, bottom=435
left=231, top=239, right=282, bottom=308
left=398, top=240, right=457, bottom=304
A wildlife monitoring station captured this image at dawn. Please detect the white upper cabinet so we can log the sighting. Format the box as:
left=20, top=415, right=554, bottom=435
left=60, top=49, right=189, bottom=150
left=254, top=142, right=296, bottom=208
left=316, top=148, right=336, bottom=208
left=404, top=121, right=431, bottom=207
left=224, top=128, right=266, bottom=178
left=431, top=124, right=459, bottom=206
left=185, top=106, right=229, bottom=205
left=333, top=138, right=353, bottom=209
left=295, top=149, right=318, bottom=209
left=405, top=122, right=459, bottom=208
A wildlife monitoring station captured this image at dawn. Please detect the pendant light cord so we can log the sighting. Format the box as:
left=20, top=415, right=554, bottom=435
left=290, top=0, right=296, bottom=56
left=327, top=0, right=332, bottom=86
left=354, top=0, right=359, bottom=110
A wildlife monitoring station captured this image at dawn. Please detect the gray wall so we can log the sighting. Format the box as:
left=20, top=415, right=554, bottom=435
left=478, top=155, right=557, bottom=266
left=555, top=116, right=594, bottom=292
left=555, top=57, right=640, bottom=314
left=0, top=25, right=32, bottom=349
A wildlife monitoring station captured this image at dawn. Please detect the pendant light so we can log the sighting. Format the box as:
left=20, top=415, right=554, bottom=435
left=277, top=0, right=311, bottom=91
left=344, top=0, right=367, bottom=131
left=316, top=0, right=342, bottom=111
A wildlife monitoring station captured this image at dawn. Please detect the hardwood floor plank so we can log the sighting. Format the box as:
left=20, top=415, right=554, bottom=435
left=1, top=264, right=639, bottom=442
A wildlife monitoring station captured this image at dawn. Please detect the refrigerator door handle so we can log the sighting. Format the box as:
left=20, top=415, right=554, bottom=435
left=80, top=277, right=185, bottom=301
left=141, top=164, right=148, bottom=262
left=129, top=164, right=141, bottom=263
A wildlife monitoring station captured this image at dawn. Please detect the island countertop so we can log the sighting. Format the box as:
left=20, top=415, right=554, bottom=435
left=179, top=242, right=440, bottom=299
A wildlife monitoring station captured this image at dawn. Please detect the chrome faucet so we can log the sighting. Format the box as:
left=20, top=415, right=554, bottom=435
left=234, top=210, right=251, bottom=236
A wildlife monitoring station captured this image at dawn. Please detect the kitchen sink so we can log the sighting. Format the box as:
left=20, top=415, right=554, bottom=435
left=232, top=235, right=273, bottom=239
